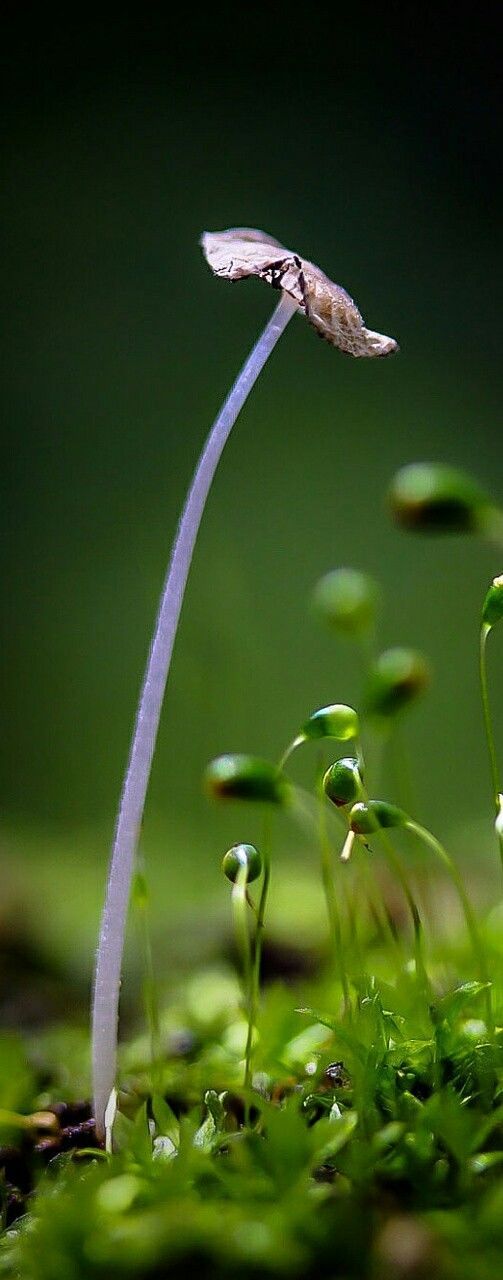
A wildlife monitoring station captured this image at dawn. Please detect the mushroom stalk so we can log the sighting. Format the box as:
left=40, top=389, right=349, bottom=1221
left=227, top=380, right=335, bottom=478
left=92, top=290, right=298, bottom=1137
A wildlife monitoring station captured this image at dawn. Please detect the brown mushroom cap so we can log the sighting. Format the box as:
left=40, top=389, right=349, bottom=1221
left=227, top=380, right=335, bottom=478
left=201, top=227, right=398, bottom=358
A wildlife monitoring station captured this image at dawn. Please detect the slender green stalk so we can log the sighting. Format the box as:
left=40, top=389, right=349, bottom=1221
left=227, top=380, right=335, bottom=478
left=277, top=740, right=299, bottom=772
left=281, top=732, right=360, bottom=992
left=407, top=819, right=492, bottom=1029
left=316, top=770, right=350, bottom=1013
left=343, top=870, right=364, bottom=977
left=374, top=827, right=429, bottom=997
left=231, top=869, right=254, bottom=1091
left=357, top=778, right=429, bottom=994
left=222, top=842, right=263, bottom=1111
left=290, top=786, right=352, bottom=983
left=246, top=819, right=271, bottom=1097
left=354, top=843, right=404, bottom=966
left=277, top=704, right=360, bottom=774
left=296, top=769, right=399, bottom=994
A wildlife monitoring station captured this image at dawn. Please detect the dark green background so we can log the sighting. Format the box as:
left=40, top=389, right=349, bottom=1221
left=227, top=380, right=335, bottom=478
left=1, top=12, right=502, bottom=980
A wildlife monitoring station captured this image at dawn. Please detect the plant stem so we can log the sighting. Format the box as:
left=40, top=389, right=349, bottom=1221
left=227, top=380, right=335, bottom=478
left=406, top=819, right=492, bottom=1029
left=231, top=871, right=254, bottom=1091
left=92, top=292, right=298, bottom=1137
left=289, top=786, right=349, bottom=959
left=277, top=739, right=301, bottom=772
left=344, top=865, right=365, bottom=977
left=355, top=843, right=404, bottom=967
left=316, top=771, right=351, bottom=1014
left=374, top=827, right=429, bottom=996
left=357, top=778, right=429, bottom=995
left=245, top=818, right=271, bottom=1104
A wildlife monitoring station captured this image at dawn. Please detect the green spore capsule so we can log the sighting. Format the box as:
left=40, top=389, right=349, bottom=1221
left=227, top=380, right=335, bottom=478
left=323, top=757, right=363, bottom=808
left=204, top=754, right=288, bottom=804
left=482, top=575, right=503, bottom=629
left=301, top=703, right=359, bottom=743
left=349, top=799, right=408, bottom=835
left=388, top=462, right=494, bottom=534
left=312, top=568, right=379, bottom=635
left=222, top=843, right=262, bottom=884
left=364, top=647, right=430, bottom=719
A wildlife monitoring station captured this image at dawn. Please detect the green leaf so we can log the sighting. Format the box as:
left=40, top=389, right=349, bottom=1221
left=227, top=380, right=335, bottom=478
left=312, top=1110, right=358, bottom=1165
left=432, top=981, right=492, bottom=1022
left=152, top=1095, right=180, bottom=1146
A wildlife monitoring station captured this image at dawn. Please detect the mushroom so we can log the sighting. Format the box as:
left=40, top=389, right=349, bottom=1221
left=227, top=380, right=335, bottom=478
left=202, top=228, right=398, bottom=357
left=92, top=227, right=398, bottom=1141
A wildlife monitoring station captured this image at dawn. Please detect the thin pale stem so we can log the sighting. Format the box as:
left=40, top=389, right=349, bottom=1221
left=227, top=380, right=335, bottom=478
left=289, top=779, right=353, bottom=1011
left=231, top=871, right=254, bottom=1091
left=316, top=770, right=351, bottom=1014
left=357, top=777, right=429, bottom=995
left=278, top=749, right=351, bottom=996
left=355, top=843, right=404, bottom=967
left=245, top=817, right=271, bottom=1110
left=374, top=828, right=429, bottom=996
left=92, top=293, right=298, bottom=1136
left=344, top=866, right=364, bottom=977
left=277, top=738, right=303, bottom=772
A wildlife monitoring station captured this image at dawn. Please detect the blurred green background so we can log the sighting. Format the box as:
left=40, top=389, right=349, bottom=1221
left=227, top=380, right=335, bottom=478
left=1, top=12, right=502, bottom=1011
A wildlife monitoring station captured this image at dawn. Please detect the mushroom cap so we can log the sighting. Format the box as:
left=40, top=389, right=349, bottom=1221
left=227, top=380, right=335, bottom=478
left=201, top=227, right=398, bottom=358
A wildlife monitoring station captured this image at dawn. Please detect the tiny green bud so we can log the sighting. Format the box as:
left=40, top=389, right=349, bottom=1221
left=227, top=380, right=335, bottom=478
left=323, top=757, right=363, bottom=808
left=204, top=754, right=288, bottom=804
left=349, top=799, right=408, bottom=835
left=301, top=703, right=359, bottom=743
left=364, top=647, right=430, bottom=719
left=388, top=462, right=493, bottom=534
left=312, top=568, right=379, bottom=635
left=222, top=843, right=262, bottom=884
left=482, top=575, right=503, bottom=629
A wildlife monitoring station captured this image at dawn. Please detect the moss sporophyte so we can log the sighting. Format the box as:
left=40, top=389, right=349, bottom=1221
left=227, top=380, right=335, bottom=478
left=388, top=462, right=503, bottom=540
left=91, top=229, right=398, bottom=1140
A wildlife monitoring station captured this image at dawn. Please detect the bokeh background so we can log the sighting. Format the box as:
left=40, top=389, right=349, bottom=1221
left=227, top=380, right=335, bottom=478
left=1, top=11, right=502, bottom=1020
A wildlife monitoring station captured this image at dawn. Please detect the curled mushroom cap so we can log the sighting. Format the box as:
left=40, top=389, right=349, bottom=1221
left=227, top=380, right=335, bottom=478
left=201, top=227, right=398, bottom=359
